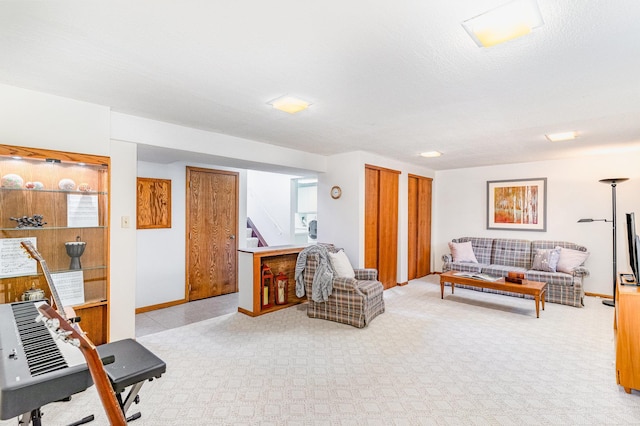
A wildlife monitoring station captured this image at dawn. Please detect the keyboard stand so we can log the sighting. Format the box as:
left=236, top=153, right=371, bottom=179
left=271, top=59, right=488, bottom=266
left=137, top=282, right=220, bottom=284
left=16, top=354, right=116, bottom=426
left=97, top=339, right=166, bottom=422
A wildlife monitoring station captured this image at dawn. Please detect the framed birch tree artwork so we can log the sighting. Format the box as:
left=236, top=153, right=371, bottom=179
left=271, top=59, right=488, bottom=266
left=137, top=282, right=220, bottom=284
left=487, top=178, right=546, bottom=231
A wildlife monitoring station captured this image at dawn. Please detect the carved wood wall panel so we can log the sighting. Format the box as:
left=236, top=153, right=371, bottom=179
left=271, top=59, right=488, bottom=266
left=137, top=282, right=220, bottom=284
left=136, top=177, right=171, bottom=229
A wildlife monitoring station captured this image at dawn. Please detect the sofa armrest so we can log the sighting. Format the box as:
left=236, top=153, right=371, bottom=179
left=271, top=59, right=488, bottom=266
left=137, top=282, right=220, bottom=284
left=354, top=268, right=378, bottom=281
left=332, top=277, right=359, bottom=291
left=442, top=254, right=452, bottom=262
left=573, top=267, right=589, bottom=278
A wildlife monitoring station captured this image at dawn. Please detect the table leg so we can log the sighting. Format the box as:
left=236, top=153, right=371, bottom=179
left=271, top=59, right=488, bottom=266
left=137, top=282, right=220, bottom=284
left=440, top=280, right=444, bottom=299
left=451, top=283, right=455, bottom=295
left=535, top=295, right=540, bottom=318
left=541, top=289, right=546, bottom=311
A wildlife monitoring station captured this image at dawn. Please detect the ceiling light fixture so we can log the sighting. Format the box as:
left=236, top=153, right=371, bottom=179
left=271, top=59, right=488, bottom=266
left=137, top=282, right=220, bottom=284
left=462, top=0, right=544, bottom=48
left=420, top=151, right=442, bottom=158
left=545, top=131, right=578, bottom=142
left=268, top=95, right=312, bottom=114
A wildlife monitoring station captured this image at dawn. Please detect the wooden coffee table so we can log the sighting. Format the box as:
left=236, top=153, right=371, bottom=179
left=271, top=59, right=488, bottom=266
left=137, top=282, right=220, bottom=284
left=440, top=270, right=547, bottom=318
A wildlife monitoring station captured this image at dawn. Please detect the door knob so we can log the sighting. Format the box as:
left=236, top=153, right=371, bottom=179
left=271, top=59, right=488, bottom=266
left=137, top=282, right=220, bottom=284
left=230, top=235, right=236, bottom=239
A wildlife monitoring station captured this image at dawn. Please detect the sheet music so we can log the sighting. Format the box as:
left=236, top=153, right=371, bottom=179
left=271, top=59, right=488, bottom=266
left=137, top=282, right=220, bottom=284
left=67, top=194, right=99, bottom=228
left=50, top=270, right=85, bottom=306
left=0, top=237, right=37, bottom=278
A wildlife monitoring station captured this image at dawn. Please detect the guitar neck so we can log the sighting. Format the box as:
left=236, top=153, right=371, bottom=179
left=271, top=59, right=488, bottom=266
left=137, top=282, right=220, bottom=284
left=20, top=241, right=67, bottom=320
left=38, top=259, right=67, bottom=320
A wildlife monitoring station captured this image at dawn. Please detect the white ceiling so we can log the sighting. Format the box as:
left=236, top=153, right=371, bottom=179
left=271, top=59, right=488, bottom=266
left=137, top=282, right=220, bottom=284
left=1, top=1, right=639, bottom=170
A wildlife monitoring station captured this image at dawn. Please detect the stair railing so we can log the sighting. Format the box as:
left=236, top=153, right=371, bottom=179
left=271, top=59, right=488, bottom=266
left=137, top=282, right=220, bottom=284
left=246, top=217, right=268, bottom=247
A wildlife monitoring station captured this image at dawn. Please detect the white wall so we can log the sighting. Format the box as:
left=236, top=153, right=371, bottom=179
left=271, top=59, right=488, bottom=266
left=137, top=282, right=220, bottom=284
left=111, top=112, right=327, bottom=173
left=0, top=84, right=110, bottom=155
left=109, top=140, right=137, bottom=340
left=317, top=152, right=364, bottom=265
left=318, top=151, right=435, bottom=284
left=135, top=161, right=186, bottom=308
left=247, top=170, right=298, bottom=246
left=433, top=150, right=640, bottom=297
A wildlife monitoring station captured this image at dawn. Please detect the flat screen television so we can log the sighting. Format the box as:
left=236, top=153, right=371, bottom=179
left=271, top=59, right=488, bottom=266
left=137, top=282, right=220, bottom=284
left=624, top=213, right=640, bottom=284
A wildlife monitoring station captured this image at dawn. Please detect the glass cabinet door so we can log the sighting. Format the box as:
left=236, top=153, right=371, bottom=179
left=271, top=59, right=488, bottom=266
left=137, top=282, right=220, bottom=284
left=0, top=145, right=110, bottom=344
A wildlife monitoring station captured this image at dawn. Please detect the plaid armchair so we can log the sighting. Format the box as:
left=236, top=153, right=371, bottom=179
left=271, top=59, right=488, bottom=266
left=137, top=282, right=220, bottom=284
left=301, top=245, right=385, bottom=328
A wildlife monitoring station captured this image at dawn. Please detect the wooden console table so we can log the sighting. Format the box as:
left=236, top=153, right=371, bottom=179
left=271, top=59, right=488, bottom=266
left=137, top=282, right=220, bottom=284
left=237, top=245, right=307, bottom=316
left=440, top=270, right=547, bottom=318
left=615, top=275, right=640, bottom=393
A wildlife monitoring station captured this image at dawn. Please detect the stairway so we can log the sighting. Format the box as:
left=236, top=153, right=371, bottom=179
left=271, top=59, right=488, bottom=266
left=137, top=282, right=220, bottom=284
left=246, top=217, right=267, bottom=247
left=246, top=228, right=259, bottom=248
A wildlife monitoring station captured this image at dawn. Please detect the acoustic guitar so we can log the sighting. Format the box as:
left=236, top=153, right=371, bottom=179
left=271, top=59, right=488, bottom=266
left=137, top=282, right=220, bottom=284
left=21, top=241, right=126, bottom=425
left=20, top=241, right=71, bottom=320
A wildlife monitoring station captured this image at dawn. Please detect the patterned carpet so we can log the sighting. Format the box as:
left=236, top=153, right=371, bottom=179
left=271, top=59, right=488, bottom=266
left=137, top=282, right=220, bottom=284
left=3, top=275, right=640, bottom=425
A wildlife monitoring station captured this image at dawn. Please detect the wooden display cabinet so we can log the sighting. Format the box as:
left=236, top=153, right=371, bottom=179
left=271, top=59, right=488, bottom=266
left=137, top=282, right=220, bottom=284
left=237, top=245, right=307, bottom=316
left=0, top=145, right=110, bottom=344
left=615, top=275, right=640, bottom=394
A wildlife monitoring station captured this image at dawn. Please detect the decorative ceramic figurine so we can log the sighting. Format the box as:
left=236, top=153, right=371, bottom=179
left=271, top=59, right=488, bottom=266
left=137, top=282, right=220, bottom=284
left=10, top=215, right=47, bottom=228
left=25, top=181, right=44, bottom=190
left=21, top=283, right=45, bottom=301
left=78, top=183, right=92, bottom=192
left=58, top=178, right=76, bottom=191
left=65, top=236, right=86, bottom=270
left=1, top=174, right=24, bottom=188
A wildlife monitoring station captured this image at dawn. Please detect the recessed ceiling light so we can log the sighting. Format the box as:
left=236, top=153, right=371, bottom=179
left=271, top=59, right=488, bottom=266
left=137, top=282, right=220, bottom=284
left=545, top=131, right=578, bottom=142
left=420, top=151, right=442, bottom=158
left=11, top=156, right=22, bottom=160
left=268, top=96, right=312, bottom=114
left=462, top=0, right=544, bottom=48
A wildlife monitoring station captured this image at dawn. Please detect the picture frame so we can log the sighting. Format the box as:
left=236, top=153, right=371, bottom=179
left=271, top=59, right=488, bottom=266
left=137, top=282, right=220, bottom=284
left=487, top=178, right=547, bottom=231
left=136, top=177, right=172, bottom=229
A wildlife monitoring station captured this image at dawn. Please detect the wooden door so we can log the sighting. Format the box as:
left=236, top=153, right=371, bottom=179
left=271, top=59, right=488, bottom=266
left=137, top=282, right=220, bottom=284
left=186, top=167, right=238, bottom=301
left=364, top=167, right=380, bottom=269
left=365, top=164, right=399, bottom=289
left=408, top=174, right=432, bottom=280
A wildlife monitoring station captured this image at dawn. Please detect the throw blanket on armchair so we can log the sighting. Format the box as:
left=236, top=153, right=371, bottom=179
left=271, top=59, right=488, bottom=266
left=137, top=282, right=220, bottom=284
left=295, top=244, right=334, bottom=302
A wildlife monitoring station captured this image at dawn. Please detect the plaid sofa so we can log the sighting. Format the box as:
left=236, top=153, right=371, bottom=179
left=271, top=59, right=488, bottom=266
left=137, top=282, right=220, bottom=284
left=301, top=245, right=385, bottom=328
left=442, top=237, right=589, bottom=308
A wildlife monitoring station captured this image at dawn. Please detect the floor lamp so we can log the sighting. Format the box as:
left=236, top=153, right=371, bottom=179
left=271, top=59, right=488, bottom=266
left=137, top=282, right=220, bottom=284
left=578, top=178, right=628, bottom=307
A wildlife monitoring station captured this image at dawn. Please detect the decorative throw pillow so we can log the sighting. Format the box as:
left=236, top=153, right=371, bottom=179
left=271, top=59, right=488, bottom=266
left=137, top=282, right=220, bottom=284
left=328, top=250, right=355, bottom=278
left=555, top=246, right=590, bottom=274
left=448, top=241, right=478, bottom=263
left=532, top=248, right=560, bottom=272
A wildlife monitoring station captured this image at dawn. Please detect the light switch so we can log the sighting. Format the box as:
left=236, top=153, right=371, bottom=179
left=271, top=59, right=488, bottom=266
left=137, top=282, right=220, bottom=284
left=121, top=216, right=130, bottom=228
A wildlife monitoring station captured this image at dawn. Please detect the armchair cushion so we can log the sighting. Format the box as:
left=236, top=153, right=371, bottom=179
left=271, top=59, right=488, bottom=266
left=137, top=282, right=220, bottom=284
left=328, top=250, right=355, bottom=278
left=332, top=276, right=359, bottom=291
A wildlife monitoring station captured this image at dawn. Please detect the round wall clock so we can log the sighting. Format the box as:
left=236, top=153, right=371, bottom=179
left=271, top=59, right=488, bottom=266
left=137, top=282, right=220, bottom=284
left=330, top=185, right=342, bottom=199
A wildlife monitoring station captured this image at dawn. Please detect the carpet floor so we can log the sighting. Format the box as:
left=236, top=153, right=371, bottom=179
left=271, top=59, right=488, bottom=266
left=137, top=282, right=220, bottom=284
left=3, top=275, right=640, bottom=425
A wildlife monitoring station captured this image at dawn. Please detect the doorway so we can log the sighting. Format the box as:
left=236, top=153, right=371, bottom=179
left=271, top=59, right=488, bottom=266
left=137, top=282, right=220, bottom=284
left=364, top=164, right=400, bottom=289
left=408, top=174, right=432, bottom=280
left=186, top=167, right=239, bottom=301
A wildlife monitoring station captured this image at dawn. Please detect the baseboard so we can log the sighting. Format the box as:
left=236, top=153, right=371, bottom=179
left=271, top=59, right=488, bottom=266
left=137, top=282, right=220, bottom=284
left=237, top=307, right=259, bottom=317
left=397, top=281, right=408, bottom=286
left=585, top=292, right=613, bottom=299
left=135, top=298, right=186, bottom=314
